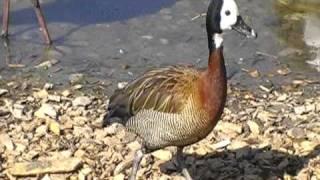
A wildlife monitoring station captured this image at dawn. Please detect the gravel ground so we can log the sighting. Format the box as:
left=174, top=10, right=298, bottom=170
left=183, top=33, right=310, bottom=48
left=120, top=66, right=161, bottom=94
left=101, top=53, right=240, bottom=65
left=1, top=0, right=320, bottom=179
left=0, top=75, right=320, bottom=180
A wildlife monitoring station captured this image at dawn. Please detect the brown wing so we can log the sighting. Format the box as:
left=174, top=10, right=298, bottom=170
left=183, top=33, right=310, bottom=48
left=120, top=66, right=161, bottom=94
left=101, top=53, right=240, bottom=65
left=107, top=65, right=200, bottom=120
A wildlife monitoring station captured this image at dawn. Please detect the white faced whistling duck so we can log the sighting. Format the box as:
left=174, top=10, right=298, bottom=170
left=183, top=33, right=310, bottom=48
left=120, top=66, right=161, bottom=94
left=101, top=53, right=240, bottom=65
left=103, top=0, right=257, bottom=179
left=1, top=0, right=51, bottom=44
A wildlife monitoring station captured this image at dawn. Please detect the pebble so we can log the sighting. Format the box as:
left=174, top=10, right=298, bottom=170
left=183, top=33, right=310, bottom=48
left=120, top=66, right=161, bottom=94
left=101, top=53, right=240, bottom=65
left=34, top=103, right=58, bottom=119
left=294, top=105, right=306, bottom=115
left=287, top=128, right=306, bottom=139
left=247, top=120, right=261, bottom=135
left=0, top=133, right=15, bottom=151
left=12, top=104, right=26, bottom=120
left=113, top=173, right=125, bottom=180
left=228, top=140, right=249, bottom=150
left=33, top=89, right=49, bottom=99
left=152, top=150, right=172, bottom=161
left=0, top=89, right=8, bottom=96
left=211, top=139, right=231, bottom=150
left=48, top=95, right=61, bottom=102
left=49, top=120, right=61, bottom=135
left=117, top=82, right=128, bottom=89
left=35, top=125, right=48, bottom=137
left=69, top=73, right=84, bottom=84
left=72, top=96, right=92, bottom=107
left=62, top=90, right=72, bottom=97
left=44, top=83, right=54, bottom=90
left=35, top=59, right=60, bottom=68
left=9, top=158, right=82, bottom=176
left=215, top=122, right=243, bottom=134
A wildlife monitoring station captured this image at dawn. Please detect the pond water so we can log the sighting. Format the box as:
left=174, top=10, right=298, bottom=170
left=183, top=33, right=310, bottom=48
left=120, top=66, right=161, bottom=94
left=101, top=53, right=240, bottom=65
left=0, top=0, right=319, bottom=90
left=274, top=0, right=320, bottom=72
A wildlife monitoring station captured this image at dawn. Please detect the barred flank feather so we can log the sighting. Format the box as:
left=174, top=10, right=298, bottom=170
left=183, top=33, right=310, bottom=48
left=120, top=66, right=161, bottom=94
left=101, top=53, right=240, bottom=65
left=105, top=63, right=226, bottom=150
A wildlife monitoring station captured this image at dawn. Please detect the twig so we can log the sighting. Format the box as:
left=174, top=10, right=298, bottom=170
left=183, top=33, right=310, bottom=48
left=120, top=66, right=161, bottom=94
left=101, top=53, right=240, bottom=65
left=256, top=51, right=278, bottom=59
left=191, top=13, right=207, bottom=21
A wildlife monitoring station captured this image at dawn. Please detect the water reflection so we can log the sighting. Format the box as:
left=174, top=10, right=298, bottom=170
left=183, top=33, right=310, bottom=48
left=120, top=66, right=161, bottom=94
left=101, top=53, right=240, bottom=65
left=274, top=0, right=320, bottom=72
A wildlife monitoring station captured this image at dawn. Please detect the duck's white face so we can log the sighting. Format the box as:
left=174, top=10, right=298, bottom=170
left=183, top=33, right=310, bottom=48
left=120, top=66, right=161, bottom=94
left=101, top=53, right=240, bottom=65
left=220, top=0, right=239, bottom=30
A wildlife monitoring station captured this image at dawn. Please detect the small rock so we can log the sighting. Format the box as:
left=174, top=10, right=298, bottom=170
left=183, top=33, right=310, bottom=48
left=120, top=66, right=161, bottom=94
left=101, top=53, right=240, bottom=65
left=69, top=73, right=84, bottom=84
left=195, top=146, right=209, bottom=156
left=41, top=174, right=51, bottom=180
left=247, top=120, right=261, bottom=135
left=117, top=82, right=128, bottom=89
left=299, top=141, right=319, bottom=154
left=9, top=158, right=82, bottom=176
left=257, top=110, right=275, bottom=121
left=0, top=89, right=8, bottom=96
left=141, top=35, right=153, bottom=40
left=276, top=94, right=288, bottom=101
left=35, top=59, right=59, bottom=68
left=35, top=104, right=58, bottom=119
left=0, top=133, right=15, bottom=151
left=12, top=104, right=28, bottom=120
left=215, top=122, right=243, bottom=134
left=277, top=67, right=291, bottom=76
left=287, top=128, right=306, bottom=139
left=62, top=90, right=71, bottom=97
left=48, top=95, right=61, bottom=102
left=43, top=83, right=54, bottom=90
left=152, top=150, right=172, bottom=161
left=49, top=120, right=61, bottom=135
left=160, top=38, right=169, bottom=45
left=228, top=140, right=249, bottom=150
left=294, top=106, right=306, bottom=115
left=74, top=149, right=86, bottom=158
left=277, top=158, right=289, bottom=169
left=114, top=159, right=133, bottom=175
left=72, top=96, right=92, bottom=107
left=73, top=84, right=83, bottom=90
left=35, top=125, right=48, bottom=137
left=33, top=89, right=49, bottom=99
left=113, top=173, right=125, bottom=180
left=211, top=139, right=231, bottom=150
left=127, top=141, right=141, bottom=151
left=248, top=69, right=260, bottom=78
left=104, top=123, right=120, bottom=136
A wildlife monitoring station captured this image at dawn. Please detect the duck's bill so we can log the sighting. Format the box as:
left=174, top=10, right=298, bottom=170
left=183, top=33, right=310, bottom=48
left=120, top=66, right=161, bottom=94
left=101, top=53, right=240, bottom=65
left=232, top=16, right=257, bottom=39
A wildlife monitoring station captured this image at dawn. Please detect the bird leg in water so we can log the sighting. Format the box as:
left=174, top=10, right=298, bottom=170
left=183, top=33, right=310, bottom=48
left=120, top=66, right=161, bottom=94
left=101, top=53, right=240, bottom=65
left=177, top=147, right=192, bottom=180
left=129, top=149, right=144, bottom=180
left=30, top=0, right=52, bottom=44
left=1, top=0, right=10, bottom=37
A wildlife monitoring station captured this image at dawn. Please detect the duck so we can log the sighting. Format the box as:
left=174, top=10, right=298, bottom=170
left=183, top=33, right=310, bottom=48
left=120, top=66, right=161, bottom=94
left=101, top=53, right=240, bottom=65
left=103, top=0, right=257, bottom=179
left=1, top=0, right=51, bottom=44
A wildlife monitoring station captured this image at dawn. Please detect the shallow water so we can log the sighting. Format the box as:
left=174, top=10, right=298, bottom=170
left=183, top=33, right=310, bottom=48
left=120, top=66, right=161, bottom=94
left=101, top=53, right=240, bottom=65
left=0, top=0, right=319, bottom=91
left=274, top=0, right=320, bottom=72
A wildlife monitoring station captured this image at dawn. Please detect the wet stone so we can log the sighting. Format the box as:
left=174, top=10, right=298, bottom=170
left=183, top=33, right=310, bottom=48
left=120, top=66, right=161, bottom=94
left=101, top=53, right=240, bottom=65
left=69, top=73, right=84, bottom=84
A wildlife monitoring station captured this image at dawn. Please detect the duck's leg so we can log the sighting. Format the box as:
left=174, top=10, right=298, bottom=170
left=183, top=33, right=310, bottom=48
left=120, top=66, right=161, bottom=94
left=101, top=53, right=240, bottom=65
left=30, top=0, right=51, bottom=44
left=177, top=147, right=192, bottom=180
left=1, top=0, right=10, bottom=37
left=129, top=149, right=144, bottom=180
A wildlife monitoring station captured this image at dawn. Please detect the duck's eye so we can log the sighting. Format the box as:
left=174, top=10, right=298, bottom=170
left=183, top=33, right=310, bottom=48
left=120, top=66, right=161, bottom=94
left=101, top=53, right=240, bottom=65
left=225, top=10, right=231, bottom=16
